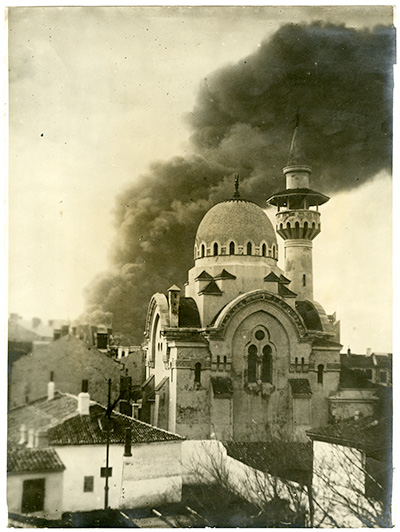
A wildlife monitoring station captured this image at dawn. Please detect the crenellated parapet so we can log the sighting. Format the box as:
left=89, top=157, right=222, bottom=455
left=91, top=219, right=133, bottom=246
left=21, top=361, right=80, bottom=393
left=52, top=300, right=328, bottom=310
left=276, top=209, right=321, bottom=240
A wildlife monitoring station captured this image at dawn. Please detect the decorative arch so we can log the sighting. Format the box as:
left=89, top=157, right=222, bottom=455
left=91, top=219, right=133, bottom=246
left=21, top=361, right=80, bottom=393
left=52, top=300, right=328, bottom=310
left=144, top=292, right=170, bottom=339
left=209, top=289, right=308, bottom=341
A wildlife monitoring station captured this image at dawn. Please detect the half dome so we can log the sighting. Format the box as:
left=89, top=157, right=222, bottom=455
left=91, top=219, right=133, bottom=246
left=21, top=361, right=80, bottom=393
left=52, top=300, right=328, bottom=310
left=195, top=199, right=277, bottom=260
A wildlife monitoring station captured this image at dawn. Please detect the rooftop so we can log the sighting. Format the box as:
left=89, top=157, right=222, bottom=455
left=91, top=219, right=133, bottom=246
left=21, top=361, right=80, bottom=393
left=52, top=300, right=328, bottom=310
left=307, top=415, right=392, bottom=453
left=224, top=441, right=312, bottom=485
left=8, top=392, right=184, bottom=448
left=7, top=447, right=65, bottom=474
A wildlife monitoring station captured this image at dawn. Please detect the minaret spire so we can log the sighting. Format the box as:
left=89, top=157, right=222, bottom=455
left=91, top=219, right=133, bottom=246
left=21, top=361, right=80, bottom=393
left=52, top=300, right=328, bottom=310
left=266, top=117, right=330, bottom=300
left=232, top=174, right=241, bottom=199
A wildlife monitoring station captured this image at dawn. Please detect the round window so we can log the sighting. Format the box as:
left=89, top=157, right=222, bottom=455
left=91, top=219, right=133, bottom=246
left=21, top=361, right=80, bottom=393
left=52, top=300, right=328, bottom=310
left=255, top=330, right=265, bottom=341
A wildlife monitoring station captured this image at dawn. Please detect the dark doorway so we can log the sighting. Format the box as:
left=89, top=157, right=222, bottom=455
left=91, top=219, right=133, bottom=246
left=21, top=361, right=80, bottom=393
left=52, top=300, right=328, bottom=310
left=22, top=478, right=45, bottom=513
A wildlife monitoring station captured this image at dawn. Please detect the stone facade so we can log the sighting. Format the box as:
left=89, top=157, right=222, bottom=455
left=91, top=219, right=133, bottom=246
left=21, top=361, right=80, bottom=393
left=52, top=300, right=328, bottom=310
left=142, top=157, right=342, bottom=441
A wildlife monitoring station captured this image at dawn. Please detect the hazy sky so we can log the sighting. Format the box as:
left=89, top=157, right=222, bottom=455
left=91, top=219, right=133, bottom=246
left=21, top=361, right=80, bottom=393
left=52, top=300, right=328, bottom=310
left=8, top=6, right=393, bottom=352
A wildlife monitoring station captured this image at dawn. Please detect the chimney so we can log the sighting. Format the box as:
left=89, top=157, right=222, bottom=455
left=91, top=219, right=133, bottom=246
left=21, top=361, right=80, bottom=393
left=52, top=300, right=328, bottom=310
left=347, top=347, right=351, bottom=355
left=78, top=380, right=90, bottom=415
left=119, top=400, right=133, bottom=417
left=47, top=381, right=55, bottom=401
left=124, top=428, right=132, bottom=457
left=366, top=347, right=372, bottom=356
left=96, top=332, right=108, bottom=350
left=18, top=425, right=27, bottom=445
left=53, top=329, right=61, bottom=341
left=168, top=285, right=181, bottom=327
left=27, top=428, right=35, bottom=448
left=10, top=313, right=20, bottom=323
left=35, top=430, right=48, bottom=448
left=32, top=317, right=41, bottom=329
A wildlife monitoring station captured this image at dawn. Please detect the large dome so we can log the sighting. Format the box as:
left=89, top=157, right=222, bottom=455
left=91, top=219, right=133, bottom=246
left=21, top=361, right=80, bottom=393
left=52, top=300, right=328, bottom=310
left=195, top=199, right=277, bottom=259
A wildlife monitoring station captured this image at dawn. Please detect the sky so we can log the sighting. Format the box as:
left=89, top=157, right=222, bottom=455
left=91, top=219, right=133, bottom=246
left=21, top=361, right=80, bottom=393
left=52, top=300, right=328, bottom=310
left=7, top=5, right=394, bottom=353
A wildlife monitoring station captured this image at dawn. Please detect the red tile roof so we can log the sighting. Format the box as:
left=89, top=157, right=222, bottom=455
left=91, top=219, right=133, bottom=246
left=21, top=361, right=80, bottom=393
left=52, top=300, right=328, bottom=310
left=8, top=448, right=65, bottom=473
left=47, top=404, right=184, bottom=445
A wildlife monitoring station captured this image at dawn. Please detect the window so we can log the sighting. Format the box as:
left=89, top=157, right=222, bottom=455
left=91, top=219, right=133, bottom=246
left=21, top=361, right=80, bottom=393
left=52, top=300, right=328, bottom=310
left=301, top=357, right=305, bottom=371
left=255, top=330, right=265, bottom=341
left=229, top=241, right=235, bottom=255
left=262, top=244, right=267, bottom=257
left=380, top=371, right=387, bottom=383
left=216, top=355, right=220, bottom=371
left=84, top=476, right=94, bottom=493
left=213, top=242, right=218, bottom=256
left=303, top=274, right=306, bottom=287
left=22, top=478, right=45, bottom=513
left=247, top=242, right=252, bottom=255
left=201, top=244, right=205, bottom=258
left=50, top=371, right=54, bottom=382
left=261, top=345, right=272, bottom=383
left=365, top=369, right=372, bottom=379
left=194, top=363, right=201, bottom=384
left=223, top=356, right=227, bottom=371
left=317, top=364, right=324, bottom=384
left=247, top=345, right=257, bottom=383
left=272, top=245, right=276, bottom=259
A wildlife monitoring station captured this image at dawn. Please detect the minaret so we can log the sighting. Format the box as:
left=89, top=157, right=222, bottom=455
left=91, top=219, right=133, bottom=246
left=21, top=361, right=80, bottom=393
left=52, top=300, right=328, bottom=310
left=267, top=117, right=329, bottom=300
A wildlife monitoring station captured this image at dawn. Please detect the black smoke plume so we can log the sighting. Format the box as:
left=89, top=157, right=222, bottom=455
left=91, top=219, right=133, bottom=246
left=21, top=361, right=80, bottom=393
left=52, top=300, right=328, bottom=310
left=84, top=22, right=395, bottom=343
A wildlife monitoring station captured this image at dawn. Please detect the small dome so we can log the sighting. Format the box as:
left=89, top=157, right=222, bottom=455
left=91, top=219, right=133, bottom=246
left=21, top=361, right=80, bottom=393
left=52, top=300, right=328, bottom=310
left=195, top=199, right=277, bottom=259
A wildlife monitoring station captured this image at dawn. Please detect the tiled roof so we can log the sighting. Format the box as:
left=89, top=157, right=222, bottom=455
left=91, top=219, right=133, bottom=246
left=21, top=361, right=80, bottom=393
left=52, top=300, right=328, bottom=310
left=199, top=280, right=223, bottom=296
left=195, top=270, right=213, bottom=281
left=8, top=393, right=79, bottom=445
left=374, top=355, right=392, bottom=368
left=289, top=379, right=312, bottom=396
left=224, top=442, right=312, bottom=485
left=47, top=404, right=184, bottom=445
left=178, top=297, right=201, bottom=328
left=339, top=366, right=376, bottom=389
left=295, top=301, right=323, bottom=331
left=9, top=392, right=184, bottom=447
left=341, top=353, right=374, bottom=369
left=278, top=284, right=297, bottom=298
left=263, top=272, right=280, bottom=282
left=210, top=376, right=233, bottom=398
left=8, top=448, right=65, bottom=473
left=214, top=269, right=236, bottom=280
left=307, top=415, right=392, bottom=452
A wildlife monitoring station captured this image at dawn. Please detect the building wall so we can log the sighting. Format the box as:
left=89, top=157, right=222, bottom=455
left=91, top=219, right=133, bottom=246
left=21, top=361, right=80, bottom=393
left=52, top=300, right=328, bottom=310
left=309, top=348, right=341, bottom=427
left=7, top=470, right=64, bottom=520
left=329, top=389, right=378, bottom=422
left=9, top=336, right=123, bottom=408
left=56, top=444, right=125, bottom=512
left=312, top=440, right=385, bottom=528
left=120, top=441, right=182, bottom=508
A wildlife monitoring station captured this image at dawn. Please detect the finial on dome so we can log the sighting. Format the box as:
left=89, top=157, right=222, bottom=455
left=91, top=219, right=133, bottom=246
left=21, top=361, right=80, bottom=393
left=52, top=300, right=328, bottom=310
left=233, top=174, right=240, bottom=199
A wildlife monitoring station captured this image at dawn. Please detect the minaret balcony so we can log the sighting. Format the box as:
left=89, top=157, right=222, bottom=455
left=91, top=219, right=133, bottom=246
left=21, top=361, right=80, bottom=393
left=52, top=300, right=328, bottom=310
left=276, top=210, right=321, bottom=240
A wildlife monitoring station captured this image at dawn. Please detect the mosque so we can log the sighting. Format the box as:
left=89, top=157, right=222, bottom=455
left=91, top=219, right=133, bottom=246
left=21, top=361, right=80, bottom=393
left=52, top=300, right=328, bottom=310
left=142, top=125, right=343, bottom=442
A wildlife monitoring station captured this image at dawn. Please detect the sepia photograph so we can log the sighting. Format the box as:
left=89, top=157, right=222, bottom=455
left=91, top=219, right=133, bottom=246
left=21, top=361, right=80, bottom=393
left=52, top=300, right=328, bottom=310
left=6, top=5, right=394, bottom=527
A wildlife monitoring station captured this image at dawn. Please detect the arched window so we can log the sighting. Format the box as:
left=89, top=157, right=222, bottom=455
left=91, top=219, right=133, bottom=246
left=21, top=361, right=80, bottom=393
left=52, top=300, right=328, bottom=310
left=194, top=362, right=202, bottom=384
left=216, top=355, right=220, bottom=371
left=229, top=241, right=235, bottom=255
left=262, top=244, right=267, bottom=257
left=272, top=245, right=276, bottom=259
left=247, top=242, right=252, bottom=255
left=151, top=314, right=160, bottom=364
left=303, top=274, right=306, bottom=287
left=223, top=355, right=227, bottom=371
left=201, top=244, right=205, bottom=258
left=301, top=357, right=305, bottom=371
left=317, top=364, right=324, bottom=384
left=295, top=357, right=298, bottom=367
left=213, top=242, right=219, bottom=256
left=261, top=345, right=272, bottom=383
left=247, top=345, right=257, bottom=383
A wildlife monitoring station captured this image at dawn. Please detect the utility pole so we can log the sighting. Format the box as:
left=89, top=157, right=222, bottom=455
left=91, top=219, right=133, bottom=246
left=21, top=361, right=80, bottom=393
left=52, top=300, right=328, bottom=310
left=104, top=378, right=111, bottom=510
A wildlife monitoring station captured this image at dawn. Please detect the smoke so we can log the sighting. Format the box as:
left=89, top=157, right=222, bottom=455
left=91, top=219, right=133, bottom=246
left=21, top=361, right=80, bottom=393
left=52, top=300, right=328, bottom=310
left=84, top=22, right=394, bottom=343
